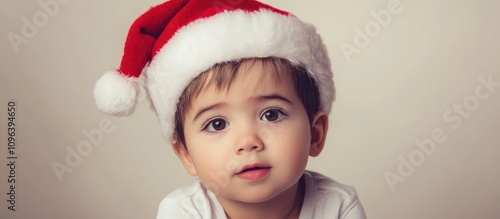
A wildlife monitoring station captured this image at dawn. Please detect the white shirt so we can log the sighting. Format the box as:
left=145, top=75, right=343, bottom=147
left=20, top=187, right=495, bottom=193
left=157, top=171, right=367, bottom=219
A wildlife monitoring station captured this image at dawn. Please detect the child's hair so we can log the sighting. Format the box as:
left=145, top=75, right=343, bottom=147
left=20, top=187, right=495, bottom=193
left=173, top=57, right=320, bottom=147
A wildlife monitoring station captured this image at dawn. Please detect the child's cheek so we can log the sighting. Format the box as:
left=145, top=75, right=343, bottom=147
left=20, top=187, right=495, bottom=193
left=192, top=150, right=238, bottom=196
left=258, top=118, right=293, bottom=144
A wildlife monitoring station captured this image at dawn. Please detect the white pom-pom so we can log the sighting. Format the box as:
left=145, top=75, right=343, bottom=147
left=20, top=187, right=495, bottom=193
left=93, top=71, right=139, bottom=116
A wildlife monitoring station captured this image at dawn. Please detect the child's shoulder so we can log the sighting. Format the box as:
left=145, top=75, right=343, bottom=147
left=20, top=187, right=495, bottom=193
left=304, top=170, right=359, bottom=198
left=302, top=170, right=366, bottom=219
left=157, top=180, right=225, bottom=219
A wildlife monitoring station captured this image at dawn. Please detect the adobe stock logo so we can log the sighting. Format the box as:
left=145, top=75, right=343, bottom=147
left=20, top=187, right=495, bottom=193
left=384, top=74, right=500, bottom=192
left=339, top=0, right=412, bottom=63
left=7, top=0, right=72, bottom=54
left=51, top=86, right=150, bottom=183
left=51, top=118, right=115, bottom=182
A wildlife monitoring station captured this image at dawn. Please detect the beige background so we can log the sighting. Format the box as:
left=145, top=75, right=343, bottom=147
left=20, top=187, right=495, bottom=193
left=1, top=0, right=500, bottom=218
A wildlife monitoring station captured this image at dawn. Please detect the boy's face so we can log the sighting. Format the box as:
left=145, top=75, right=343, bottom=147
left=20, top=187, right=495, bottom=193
left=173, top=61, right=327, bottom=203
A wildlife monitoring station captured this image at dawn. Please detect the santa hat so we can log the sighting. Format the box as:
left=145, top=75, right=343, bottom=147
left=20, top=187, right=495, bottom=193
left=94, top=0, right=335, bottom=141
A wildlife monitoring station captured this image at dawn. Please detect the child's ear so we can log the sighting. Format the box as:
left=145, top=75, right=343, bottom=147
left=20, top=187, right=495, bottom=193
left=172, top=140, right=198, bottom=176
left=309, top=111, right=329, bottom=157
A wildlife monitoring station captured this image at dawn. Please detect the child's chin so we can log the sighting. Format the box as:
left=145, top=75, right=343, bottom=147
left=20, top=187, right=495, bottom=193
left=230, top=194, right=277, bottom=204
left=222, top=186, right=288, bottom=204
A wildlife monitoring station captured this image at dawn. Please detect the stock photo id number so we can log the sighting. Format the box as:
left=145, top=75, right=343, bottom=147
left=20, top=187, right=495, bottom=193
left=6, top=101, right=18, bottom=212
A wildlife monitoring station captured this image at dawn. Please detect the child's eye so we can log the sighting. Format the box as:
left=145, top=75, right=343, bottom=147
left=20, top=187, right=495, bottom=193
left=261, top=109, right=287, bottom=122
left=203, top=118, right=228, bottom=132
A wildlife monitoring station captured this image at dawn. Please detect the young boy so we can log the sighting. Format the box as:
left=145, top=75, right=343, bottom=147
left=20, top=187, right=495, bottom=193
left=93, top=0, right=366, bottom=218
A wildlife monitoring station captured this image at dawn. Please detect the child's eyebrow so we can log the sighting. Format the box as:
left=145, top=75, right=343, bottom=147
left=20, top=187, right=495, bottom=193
left=192, top=102, right=229, bottom=123
left=191, top=94, right=293, bottom=123
left=251, top=94, right=293, bottom=105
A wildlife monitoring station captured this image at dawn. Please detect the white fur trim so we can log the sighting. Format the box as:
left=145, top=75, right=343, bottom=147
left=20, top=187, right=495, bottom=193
left=94, top=70, right=139, bottom=116
left=146, top=9, right=334, bottom=141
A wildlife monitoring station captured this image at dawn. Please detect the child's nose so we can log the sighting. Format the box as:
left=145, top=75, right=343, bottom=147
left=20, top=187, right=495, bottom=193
left=234, top=127, right=264, bottom=154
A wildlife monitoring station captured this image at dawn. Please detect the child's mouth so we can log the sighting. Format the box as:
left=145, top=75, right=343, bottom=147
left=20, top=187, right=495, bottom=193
left=236, top=165, right=271, bottom=180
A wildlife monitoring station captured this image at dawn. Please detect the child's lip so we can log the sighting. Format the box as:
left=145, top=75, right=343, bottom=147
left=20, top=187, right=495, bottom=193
left=235, top=164, right=272, bottom=181
left=236, top=163, right=271, bottom=175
